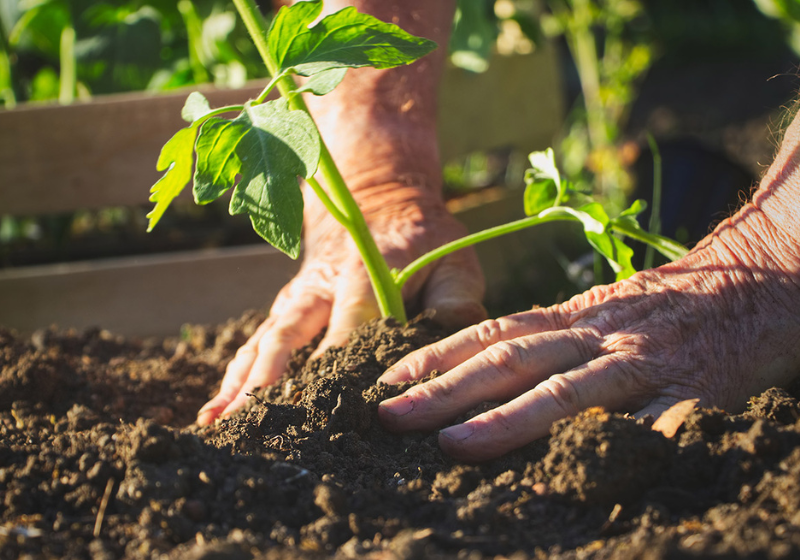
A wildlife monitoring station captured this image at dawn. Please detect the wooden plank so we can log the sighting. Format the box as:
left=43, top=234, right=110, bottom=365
left=0, top=47, right=565, bottom=337
left=0, top=85, right=263, bottom=217
left=0, top=193, right=563, bottom=337
left=0, top=245, right=300, bottom=338
left=438, top=46, right=563, bottom=162
left=0, top=48, right=562, bottom=217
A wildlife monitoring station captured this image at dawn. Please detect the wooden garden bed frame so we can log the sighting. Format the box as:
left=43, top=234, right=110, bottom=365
left=0, top=50, right=563, bottom=336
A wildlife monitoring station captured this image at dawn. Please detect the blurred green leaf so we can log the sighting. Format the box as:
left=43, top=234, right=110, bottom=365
left=10, top=0, right=70, bottom=57
left=29, top=65, right=58, bottom=99
left=449, top=0, right=497, bottom=73
left=753, top=0, right=800, bottom=22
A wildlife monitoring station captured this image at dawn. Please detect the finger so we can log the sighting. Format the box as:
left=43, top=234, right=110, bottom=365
left=196, top=318, right=276, bottom=425
left=214, top=292, right=332, bottom=420
left=420, top=251, right=487, bottom=330
left=378, top=310, right=565, bottom=384
left=311, top=271, right=380, bottom=358
left=378, top=328, right=598, bottom=432
left=436, top=354, right=651, bottom=462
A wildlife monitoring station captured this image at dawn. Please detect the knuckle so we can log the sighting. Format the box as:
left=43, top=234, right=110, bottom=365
left=411, top=379, right=454, bottom=409
left=483, top=340, right=525, bottom=378
left=537, top=374, right=582, bottom=417
left=231, top=344, right=258, bottom=364
left=568, top=329, right=602, bottom=363
left=258, top=323, right=302, bottom=350
left=474, top=319, right=506, bottom=349
left=479, top=407, right=518, bottom=436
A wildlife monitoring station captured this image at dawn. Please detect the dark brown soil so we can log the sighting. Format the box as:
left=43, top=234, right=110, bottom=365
left=3, top=313, right=800, bottom=559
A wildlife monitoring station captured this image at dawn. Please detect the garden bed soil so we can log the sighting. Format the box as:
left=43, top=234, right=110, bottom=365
left=3, top=312, right=800, bottom=559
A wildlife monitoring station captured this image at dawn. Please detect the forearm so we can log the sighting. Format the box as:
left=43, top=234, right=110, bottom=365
left=697, top=112, right=800, bottom=287
left=301, top=0, right=456, bottom=202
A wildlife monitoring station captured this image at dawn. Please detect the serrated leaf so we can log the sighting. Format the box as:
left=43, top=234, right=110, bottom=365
left=146, top=126, right=199, bottom=231
left=267, top=0, right=437, bottom=76
left=293, top=67, right=348, bottom=96
left=192, top=99, right=320, bottom=258
left=181, top=91, right=212, bottom=123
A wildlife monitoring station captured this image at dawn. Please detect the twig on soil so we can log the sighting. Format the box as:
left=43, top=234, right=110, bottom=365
left=246, top=392, right=268, bottom=406
left=93, top=479, right=115, bottom=538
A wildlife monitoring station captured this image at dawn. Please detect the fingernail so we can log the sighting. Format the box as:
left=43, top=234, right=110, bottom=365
left=377, top=365, right=406, bottom=384
left=196, top=408, right=217, bottom=426
left=197, top=402, right=216, bottom=415
left=440, top=423, right=475, bottom=442
left=379, top=395, right=414, bottom=417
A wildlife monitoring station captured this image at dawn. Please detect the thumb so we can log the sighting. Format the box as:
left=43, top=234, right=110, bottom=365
left=312, top=271, right=380, bottom=358
left=420, top=250, right=487, bottom=330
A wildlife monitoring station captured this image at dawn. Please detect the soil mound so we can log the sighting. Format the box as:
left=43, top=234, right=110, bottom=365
left=3, top=313, right=800, bottom=559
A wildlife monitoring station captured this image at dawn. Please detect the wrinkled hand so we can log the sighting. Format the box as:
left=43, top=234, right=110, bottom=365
left=196, top=187, right=486, bottom=425
left=378, top=209, right=800, bottom=461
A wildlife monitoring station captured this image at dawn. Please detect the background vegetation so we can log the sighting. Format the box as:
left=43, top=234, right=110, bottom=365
left=2, top=0, right=799, bottom=301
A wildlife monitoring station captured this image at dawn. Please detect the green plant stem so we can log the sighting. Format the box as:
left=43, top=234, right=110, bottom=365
left=610, top=220, right=686, bottom=262
left=0, top=23, right=16, bottom=108
left=394, top=207, right=689, bottom=290
left=255, top=72, right=286, bottom=103
left=643, top=133, right=662, bottom=269
left=178, top=0, right=211, bottom=84
left=305, top=176, right=348, bottom=226
left=395, top=209, right=578, bottom=290
left=568, top=0, right=606, bottom=154
left=231, top=0, right=406, bottom=322
left=58, top=24, right=76, bottom=105
left=593, top=250, right=604, bottom=286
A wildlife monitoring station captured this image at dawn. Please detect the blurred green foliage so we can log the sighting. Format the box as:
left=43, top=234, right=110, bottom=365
left=542, top=0, right=652, bottom=214
left=754, top=0, right=800, bottom=54
left=0, top=0, right=268, bottom=107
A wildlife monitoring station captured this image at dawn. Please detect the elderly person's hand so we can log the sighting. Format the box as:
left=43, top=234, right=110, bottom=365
left=378, top=112, right=800, bottom=462
left=195, top=0, right=484, bottom=425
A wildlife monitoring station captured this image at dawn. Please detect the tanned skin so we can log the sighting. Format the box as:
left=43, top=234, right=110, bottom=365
left=200, top=2, right=800, bottom=465
left=197, top=1, right=485, bottom=425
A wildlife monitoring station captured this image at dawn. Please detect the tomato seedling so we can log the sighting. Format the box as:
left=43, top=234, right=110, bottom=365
left=147, top=0, right=686, bottom=325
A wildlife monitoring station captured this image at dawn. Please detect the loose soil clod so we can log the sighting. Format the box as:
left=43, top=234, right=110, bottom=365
left=3, top=312, right=800, bottom=559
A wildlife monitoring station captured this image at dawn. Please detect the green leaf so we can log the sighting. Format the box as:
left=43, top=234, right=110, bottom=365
left=147, top=125, right=199, bottom=231
left=608, top=200, right=688, bottom=263
left=449, top=0, right=497, bottom=73
left=619, top=198, right=647, bottom=218
left=9, top=1, right=70, bottom=56
left=181, top=91, right=212, bottom=123
left=570, top=203, right=635, bottom=281
left=523, top=170, right=557, bottom=216
left=267, top=0, right=437, bottom=76
left=585, top=229, right=636, bottom=281
left=613, top=198, right=647, bottom=231
left=292, top=67, right=348, bottom=96
left=524, top=148, right=563, bottom=215
left=193, top=99, right=320, bottom=258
